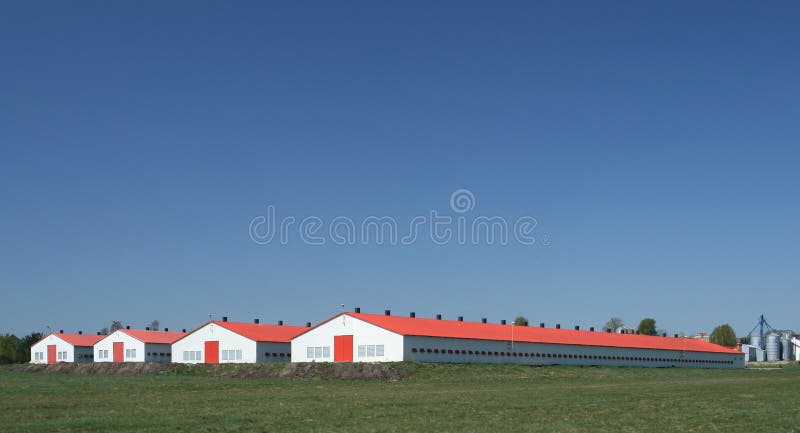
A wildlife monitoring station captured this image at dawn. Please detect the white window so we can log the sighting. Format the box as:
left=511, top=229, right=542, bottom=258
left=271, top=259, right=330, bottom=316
left=307, top=346, right=330, bottom=359
left=376, top=345, right=384, bottom=356
left=367, top=345, right=375, bottom=356
left=358, top=345, right=366, bottom=357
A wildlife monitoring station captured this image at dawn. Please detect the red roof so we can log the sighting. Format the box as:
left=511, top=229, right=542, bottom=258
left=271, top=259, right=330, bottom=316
left=343, top=313, right=741, bottom=354
left=43, top=333, right=105, bottom=347
left=120, top=329, right=186, bottom=344
left=211, top=321, right=309, bottom=343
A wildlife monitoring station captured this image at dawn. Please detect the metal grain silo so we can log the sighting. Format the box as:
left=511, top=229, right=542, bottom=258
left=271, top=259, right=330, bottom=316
left=781, top=336, right=791, bottom=361
left=765, top=334, right=781, bottom=361
left=750, top=334, right=762, bottom=350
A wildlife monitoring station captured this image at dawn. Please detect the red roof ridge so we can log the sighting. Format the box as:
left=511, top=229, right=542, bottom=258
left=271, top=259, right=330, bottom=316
left=346, top=312, right=741, bottom=355
left=210, top=320, right=310, bottom=343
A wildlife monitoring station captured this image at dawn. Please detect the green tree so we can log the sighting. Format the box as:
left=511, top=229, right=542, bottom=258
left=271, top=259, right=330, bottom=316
left=513, top=316, right=529, bottom=326
left=99, top=327, right=109, bottom=335
left=604, top=317, right=624, bottom=332
left=709, top=324, right=737, bottom=347
left=637, top=318, right=657, bottom=336
left=0, top=334, right=21, bottom=364
left=149, top=320, right=160, bottom=331
left=110, top=321, right=123, bottom=332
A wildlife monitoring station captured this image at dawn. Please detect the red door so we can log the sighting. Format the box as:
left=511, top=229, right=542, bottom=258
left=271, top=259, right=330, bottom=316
left=205, top=341, right=219, bottom=364
left=113, top=342, right=124, bottom=363
left=47, top=345, right=56, bottom=364
left=334, top=335, right=353, bottom=362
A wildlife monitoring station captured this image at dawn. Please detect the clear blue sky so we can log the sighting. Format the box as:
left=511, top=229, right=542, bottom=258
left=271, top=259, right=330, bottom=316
left=1, top=2, right=798, bottom=338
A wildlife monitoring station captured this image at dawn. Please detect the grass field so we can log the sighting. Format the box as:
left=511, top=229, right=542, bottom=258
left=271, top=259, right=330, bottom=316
left=1, top=363, right=799, bottom=432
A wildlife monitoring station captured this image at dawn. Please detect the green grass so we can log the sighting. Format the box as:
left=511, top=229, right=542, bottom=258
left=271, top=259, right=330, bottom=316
left=2, top=363, right=799, bottom=432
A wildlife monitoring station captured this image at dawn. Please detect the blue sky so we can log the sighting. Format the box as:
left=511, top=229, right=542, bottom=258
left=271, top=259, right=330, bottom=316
left=1, top=2, right=798, bottom=337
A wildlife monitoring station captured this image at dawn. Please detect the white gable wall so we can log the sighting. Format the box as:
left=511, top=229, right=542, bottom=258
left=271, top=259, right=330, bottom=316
left=291, top=315, right=403, bottom=362
left=173, top=322, right=258, bottom=363
left=94, top=330, right=146, bottom=363
left=30, top=335, right=76, bottom=363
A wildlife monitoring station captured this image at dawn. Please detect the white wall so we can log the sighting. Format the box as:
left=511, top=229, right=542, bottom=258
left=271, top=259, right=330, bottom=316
left=29, top=335, right=81, bottom=363
left=94, top=330, right=146, bottom=363
left=403, top=336, right=745, bottom=369
left=172, top=322, right=291, bottom=364
left=291, top=315, right=404, bottom=363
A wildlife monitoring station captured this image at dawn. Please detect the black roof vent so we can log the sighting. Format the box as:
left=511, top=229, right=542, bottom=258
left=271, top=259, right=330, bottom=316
left=436, top=314, right=442, bottom=320
left=458, top=316, right=463, bottom=322
left=501, top=320, right=507, bottom=325
left=78, top=331, right=82, bottom=335
left=607, top=329, right=612, bottom=333
left=145, top=327, right=150, bottom=331
left=590, top=327, right=595, bottom=332
left=254, top=319, right=260, bottom=324
left=540, top=323, right=545, bottom=328
left=481, top=318, right=487, bottom=324
left=306, top=322, right=312, bottom=327
left=556, top=324, right=561, bottom=329
left=96, top=332, right=101, bottom=335
left=182, top=329, right=187, bottom=333
left=575, top=326, right=580, bottom=331
left=278, top=320, right=283, bottom=326
left=126, top=326, right=130, bottom=330
left=662, top=332, right=667, bottom=337
left=410, top=312, right=416, bottom=318
left=385, top=310, right=391, bottom=316
left=354, top=307, right=361, bottom=313
left=59, top=330, right=63, bottom=334
left=635, top=330, right=640, bottom=335
left=164, top=328, right=168, bottom=332
left=674, top=333, right=679, bottom=338
left=222, top=316, right=228, bottom=322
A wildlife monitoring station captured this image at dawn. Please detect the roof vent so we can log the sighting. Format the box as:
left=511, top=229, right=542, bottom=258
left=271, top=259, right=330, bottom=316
left=501, top=320, right=507, bottom=325
left=96, top=332, right=101, bottom=335
left=306, top=322, right=312, bottom=327
left=662, top=332, right=667, bottom=337
left=481, top=318, right=487, bottom=324
left=589, top=327, right=594, bottom=332
left=354, top=307, right=361, bottom=313
left=164, top=328, right=168, bottom=332
left=555, top=324, right=561, bottom=329
left=146, top=327, right=150, bottom=331
left=59, top=330, right=63, bottom=334
left=635, top=330, right=640, bottom=335
left=436, top=314, right=442, bottom=320
left=222, top=316, right=228, bottom=322
left=254, top=319, right=260, bottom=324
left=674, top=333, right=679, bottom=338
left=182, top=329, right=187, bottom=333
left=278, top=320, right=283, bottom=326
left=458, top=316, right=463, bottom=322
left=409, top=312, right=416, bottom=318
left=385, top=310, right=391, bottom=316
left=607, top=329, right=612, bottom=333
left=126, top=326, right=130, bottom=330
left=540, top=323, right=545, bottom=328
left=575, top=326, right=580, bottom=331
left=78, top=330, right=82, bottom=335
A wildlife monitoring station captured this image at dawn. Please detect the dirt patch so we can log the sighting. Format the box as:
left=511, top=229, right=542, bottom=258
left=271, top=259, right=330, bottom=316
left=5, top=362, right=415, bottom=380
